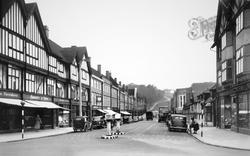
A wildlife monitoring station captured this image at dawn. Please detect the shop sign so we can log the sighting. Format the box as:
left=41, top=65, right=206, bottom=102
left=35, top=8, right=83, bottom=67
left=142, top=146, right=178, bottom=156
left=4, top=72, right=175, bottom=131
left=54, top=98, right=70, bottom=103
left=24, top=94, right=51, bottom=101
left=0, top=91, right=20, bottom=98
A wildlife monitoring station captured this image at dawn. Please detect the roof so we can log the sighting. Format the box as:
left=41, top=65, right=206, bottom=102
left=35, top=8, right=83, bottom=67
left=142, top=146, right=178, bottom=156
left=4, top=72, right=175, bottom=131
left=109, top=76, right=119, bottom=87
left=91, top=68, right=102, bottom=78
left=49, top=40, right=64, bottom=59
left=191, top=82, right=215, bottom=101
left=60, top=46, right=86, bottom=64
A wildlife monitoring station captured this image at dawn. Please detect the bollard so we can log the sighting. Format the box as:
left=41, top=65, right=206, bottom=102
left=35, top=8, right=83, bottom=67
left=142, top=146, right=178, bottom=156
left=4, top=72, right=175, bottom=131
left=107, top=121, right=111, bottom=136
left=112, top=119, right=125, bottom=135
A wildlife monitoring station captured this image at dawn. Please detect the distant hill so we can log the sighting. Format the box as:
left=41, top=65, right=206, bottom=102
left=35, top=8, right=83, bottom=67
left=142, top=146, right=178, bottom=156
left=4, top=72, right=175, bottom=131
left=127, top=84, right=166, bottom=109
left=127, top=83, right=174, bottom=111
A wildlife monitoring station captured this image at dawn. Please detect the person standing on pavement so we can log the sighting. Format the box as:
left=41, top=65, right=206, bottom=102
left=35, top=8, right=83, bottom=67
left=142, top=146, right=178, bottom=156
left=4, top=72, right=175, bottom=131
left=190, top=117, right=199, bottom=134
left=34, top=115, right=42, bottom=130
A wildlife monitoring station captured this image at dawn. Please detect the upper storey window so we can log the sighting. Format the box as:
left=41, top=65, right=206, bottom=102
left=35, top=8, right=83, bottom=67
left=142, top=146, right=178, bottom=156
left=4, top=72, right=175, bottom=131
left=236, top=11, right=244, bottom=35
left=236, top=47, right=244, bottom=75
left=49, top=56, right=57, bottom=74
left=221, top=33, right=226, bottom=49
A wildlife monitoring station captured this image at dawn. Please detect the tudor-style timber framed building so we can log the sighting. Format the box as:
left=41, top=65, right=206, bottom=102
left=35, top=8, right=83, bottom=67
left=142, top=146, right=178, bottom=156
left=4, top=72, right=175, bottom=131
left=213, top=0, right=250, bottom=134
left=0, top=0, right=92, bottom=132
left=0, top=0, right=63, bottom=131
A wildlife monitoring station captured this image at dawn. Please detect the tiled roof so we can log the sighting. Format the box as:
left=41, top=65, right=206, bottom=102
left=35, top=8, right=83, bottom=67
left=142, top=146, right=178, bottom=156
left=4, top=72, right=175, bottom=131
left=60, top=46, right=87, bottom=65
left=49, top=40, right=64, bottom=59
left=191, top=82, right=215, bottom=101
left=91, top=68, right=102, bottom=78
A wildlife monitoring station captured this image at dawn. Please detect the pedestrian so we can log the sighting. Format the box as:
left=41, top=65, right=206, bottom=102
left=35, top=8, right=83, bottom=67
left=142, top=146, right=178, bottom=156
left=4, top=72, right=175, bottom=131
left=190, top=117, right=199, bottom=134
left=34, top=115, right=42, bottom=130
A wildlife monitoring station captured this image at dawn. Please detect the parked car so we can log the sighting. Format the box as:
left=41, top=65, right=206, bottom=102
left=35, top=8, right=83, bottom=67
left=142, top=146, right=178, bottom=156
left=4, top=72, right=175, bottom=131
left=73, top=116, right=92, bottom=132
left=92, top=115, right=105, bottom=129
left=167, top=114, right=187, bottom=132
left=146, top=111, right=153, bottom=120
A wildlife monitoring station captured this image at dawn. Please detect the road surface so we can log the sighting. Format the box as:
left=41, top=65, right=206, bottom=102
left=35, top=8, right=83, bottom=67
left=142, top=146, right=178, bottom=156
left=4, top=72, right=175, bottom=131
left=0, top=120, right=249, bottom=156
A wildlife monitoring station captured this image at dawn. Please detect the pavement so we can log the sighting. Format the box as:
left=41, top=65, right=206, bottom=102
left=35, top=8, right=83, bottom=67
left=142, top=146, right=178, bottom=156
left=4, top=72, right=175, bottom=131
left=189, top=126, right=250, bottom=151
left=0, top=127, right=73, bottom=143
left=1, top=123, right=250, bottom=152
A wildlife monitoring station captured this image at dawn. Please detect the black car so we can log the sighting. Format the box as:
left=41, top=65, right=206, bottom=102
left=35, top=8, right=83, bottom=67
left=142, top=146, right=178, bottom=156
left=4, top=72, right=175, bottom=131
left=167, top=114, right=187, bottom=132
left=73, top=116, right=92, bottom=132
left=146, top=111, right=153, bottom=120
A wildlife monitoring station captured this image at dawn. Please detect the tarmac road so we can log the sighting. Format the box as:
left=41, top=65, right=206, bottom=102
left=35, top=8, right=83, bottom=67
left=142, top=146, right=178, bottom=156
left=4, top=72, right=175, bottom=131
left=0, top=120, right=249, bottom=156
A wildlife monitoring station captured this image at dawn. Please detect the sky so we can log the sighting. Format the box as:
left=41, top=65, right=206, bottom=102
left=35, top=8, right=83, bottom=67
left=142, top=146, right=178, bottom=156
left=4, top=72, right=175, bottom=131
left=26, top=0, right=218, bottom=90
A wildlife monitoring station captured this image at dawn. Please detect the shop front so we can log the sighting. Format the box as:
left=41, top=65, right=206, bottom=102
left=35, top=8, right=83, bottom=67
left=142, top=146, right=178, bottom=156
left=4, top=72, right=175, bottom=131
left=0, top=91, right=46, bottom=132
left=23, top=94, right=63, bottom=129
left=231, top=90, right=250, bottom=134
left=54, top=97, right=70, bottom=127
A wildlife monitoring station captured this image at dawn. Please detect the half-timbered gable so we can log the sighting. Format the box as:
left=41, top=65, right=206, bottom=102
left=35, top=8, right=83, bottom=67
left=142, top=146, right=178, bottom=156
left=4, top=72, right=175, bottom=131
left=25, top=3, right=48, bottom=70
left=0, top=0, right=25, bottom=62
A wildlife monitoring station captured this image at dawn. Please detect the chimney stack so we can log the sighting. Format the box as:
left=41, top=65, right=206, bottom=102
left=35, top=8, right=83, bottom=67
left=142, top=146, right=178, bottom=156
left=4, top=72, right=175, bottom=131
left=44, top=25, right=49, bottom=38
left=114, top=78, right=117, bottom=83
left=106, top=71, right=109, bottom=78
left=119, top=81, right=121, bottom=86
left=97, top=65, right=101, bottom=74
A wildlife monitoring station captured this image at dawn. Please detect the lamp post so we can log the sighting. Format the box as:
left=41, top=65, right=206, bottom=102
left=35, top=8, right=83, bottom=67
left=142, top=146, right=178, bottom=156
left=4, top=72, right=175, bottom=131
left=20, top=101, right=25, bottom=139
left=78, top=59, right=83, bottom=117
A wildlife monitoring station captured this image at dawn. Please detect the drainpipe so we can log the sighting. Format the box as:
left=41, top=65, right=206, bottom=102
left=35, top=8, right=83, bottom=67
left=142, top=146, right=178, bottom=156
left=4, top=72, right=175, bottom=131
left=78, top=60, right=83, bottom=117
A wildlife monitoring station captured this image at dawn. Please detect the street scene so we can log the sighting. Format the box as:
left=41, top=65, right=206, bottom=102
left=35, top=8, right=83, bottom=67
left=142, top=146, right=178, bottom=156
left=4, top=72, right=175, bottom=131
left=1, top=120, right=250, bottom=156
left=1, top=0, right=250, bottom=155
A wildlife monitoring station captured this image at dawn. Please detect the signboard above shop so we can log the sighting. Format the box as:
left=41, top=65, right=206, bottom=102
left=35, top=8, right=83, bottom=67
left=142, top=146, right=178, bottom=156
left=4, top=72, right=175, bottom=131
left=0, top=91, right=20, bottom=98
left=23, top=94, right=52, bottom=101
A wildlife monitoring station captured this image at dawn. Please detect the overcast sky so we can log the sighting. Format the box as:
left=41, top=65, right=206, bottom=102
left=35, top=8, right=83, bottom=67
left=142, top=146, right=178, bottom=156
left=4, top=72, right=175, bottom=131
left=26, top=0, right=218, bottom=90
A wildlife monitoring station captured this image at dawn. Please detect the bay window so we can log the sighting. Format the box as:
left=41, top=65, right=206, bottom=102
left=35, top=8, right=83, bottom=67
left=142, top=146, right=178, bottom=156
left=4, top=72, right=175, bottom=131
left=236, top=47, right=244, bottom=75
left=236, top=11, right=244, bottom=35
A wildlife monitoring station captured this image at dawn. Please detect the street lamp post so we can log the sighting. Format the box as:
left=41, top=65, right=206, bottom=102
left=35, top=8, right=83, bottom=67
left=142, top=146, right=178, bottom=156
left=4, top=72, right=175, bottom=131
left=20, top=101, right=25, bottom=139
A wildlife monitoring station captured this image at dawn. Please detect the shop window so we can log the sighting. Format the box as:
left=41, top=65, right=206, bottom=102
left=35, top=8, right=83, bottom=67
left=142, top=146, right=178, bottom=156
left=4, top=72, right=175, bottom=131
left=238, top=94, right=248, bottom=128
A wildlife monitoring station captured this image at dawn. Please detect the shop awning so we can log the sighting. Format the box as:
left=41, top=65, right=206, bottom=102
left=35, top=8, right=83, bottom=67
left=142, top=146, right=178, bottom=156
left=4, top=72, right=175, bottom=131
left=97, top=109, right=106, bottom=114
left=103, top=109, right=121, bottom=119
left=25, top=100, right=66, bottom=109
left=103, top=109, right=118, bottom=115
left=120, top=111, right=131, bottom=116
left=0, top=98, right=43, bottom=108
left=205, top=103, right=211, bottom=107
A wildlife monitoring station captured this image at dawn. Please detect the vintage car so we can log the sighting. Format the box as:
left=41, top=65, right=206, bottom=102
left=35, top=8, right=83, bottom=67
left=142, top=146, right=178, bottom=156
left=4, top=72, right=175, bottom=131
left=92, top=115, right=105, bottom=129
left=167, top=114, right=187, bottom=132
left=73, top=116, right=92, bottom=132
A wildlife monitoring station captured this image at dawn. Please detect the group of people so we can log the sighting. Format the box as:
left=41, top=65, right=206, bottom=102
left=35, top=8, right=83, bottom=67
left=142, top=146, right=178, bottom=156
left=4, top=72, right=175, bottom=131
left=189, top=117, right=199, bottom=134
